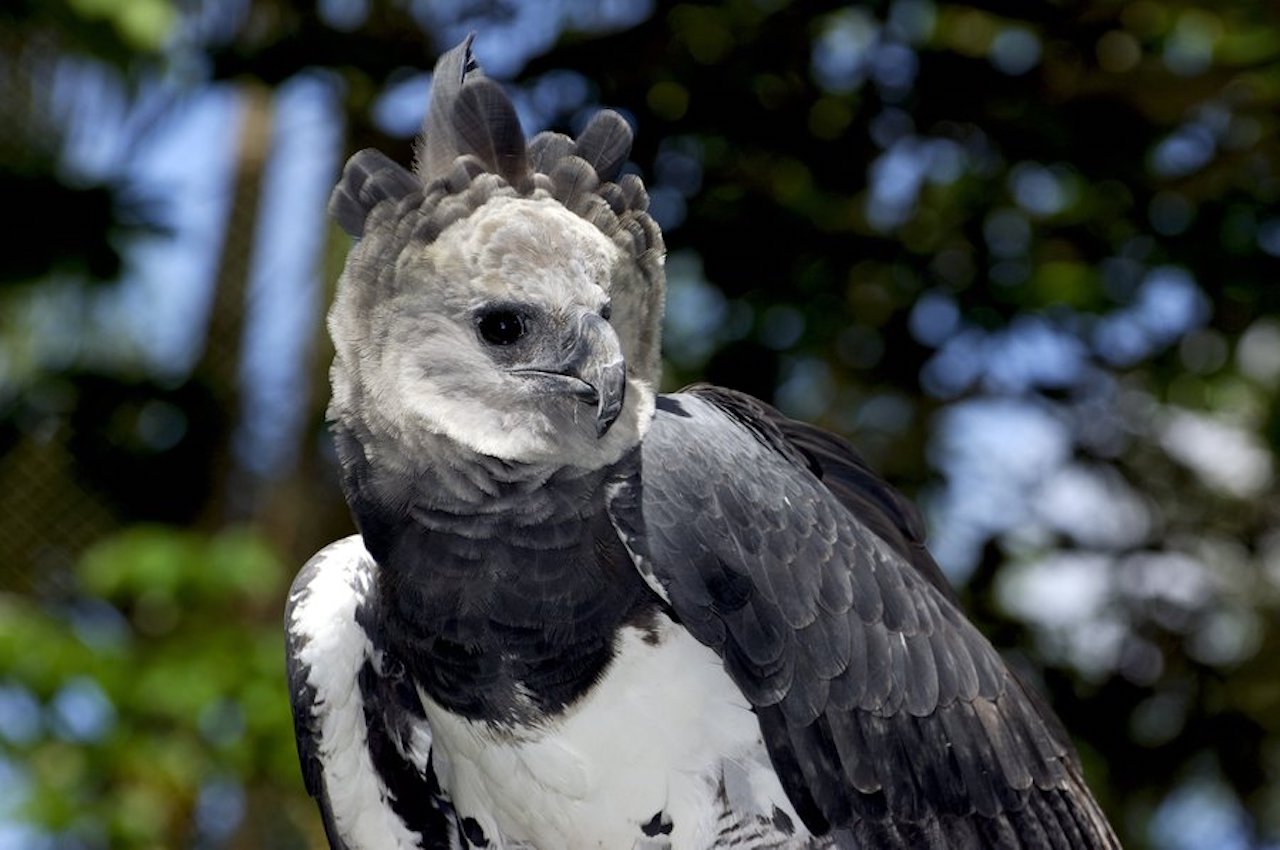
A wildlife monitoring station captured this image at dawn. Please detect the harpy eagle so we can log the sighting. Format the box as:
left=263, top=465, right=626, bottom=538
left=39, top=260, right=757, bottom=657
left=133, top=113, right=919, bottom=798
left=285, top=36, right=1121, bottom=850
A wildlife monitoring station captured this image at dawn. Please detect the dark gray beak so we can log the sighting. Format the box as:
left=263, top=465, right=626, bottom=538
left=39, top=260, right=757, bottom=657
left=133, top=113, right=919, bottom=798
left=569, top=312, right=627, bottom=437
left=514, top=312, right=627, bottom=437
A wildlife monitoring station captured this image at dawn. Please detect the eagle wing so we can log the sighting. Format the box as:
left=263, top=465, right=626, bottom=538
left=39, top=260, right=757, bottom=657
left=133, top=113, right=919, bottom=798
left=285, top=536, right=456, bottom=850
left=609, top=386, right=1119, bottom=849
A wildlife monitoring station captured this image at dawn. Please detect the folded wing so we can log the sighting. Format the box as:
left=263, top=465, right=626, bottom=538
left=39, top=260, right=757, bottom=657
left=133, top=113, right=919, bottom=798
left=608, top=387, right=1120, bottom=849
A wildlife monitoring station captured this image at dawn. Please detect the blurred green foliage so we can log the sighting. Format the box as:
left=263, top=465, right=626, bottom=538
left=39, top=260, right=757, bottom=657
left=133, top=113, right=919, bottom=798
left=0, top=527, right=305, bottom=846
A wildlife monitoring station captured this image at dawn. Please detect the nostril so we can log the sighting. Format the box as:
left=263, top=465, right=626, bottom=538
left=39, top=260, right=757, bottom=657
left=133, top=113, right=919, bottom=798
left=600, top=302, right=612, bottom=321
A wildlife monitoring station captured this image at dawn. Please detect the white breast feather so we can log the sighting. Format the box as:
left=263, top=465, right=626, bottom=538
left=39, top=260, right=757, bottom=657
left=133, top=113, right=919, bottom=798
left=421, top=618, right=810, bottom=850
left=290, top=536, right=429, bottom=850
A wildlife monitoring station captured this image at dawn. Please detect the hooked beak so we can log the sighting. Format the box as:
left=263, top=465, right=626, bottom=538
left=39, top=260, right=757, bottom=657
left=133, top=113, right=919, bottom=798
left=513, top=312, right=627, bottom=438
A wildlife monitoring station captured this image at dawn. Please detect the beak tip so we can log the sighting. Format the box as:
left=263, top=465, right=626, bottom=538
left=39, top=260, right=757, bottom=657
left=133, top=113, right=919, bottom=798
left=558, top=312, right=627, bottom=440
left=595, top=398, right=623, bottom=438
left=594, top=364, right=626, bottom=439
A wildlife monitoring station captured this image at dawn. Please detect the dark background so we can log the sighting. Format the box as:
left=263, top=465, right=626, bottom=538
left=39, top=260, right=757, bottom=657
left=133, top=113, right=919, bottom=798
left=1, top=1, right=1278, bottom=847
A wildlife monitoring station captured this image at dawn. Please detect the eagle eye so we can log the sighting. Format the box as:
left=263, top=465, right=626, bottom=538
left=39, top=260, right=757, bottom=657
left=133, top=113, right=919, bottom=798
left=477, top=309, right=527, bottom=346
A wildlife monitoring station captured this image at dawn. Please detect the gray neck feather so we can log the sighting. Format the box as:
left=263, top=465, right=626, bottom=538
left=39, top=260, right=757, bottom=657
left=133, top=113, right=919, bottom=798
left=335, top=422, right=653, bottom=721
left=350, top=423, right=613, bottom=531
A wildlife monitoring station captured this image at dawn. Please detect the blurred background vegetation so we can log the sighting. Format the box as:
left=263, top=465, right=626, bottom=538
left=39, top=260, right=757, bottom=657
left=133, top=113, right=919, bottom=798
left=1, top=0, right=1278, bottom=847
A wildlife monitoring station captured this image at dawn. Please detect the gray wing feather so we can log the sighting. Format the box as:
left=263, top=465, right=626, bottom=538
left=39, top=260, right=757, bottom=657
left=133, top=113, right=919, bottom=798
left=612, top=388, right=1120, bottom=849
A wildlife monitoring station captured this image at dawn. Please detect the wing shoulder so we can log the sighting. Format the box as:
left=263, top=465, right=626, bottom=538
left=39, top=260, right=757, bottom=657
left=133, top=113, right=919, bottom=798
left=286, top=536, right=454, bottom=850
left=623, top=389, right=1119, bottom=848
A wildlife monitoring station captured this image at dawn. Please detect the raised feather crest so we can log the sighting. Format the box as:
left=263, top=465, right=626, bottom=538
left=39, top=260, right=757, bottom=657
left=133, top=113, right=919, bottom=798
left=327, top=33, right=659, bottom=270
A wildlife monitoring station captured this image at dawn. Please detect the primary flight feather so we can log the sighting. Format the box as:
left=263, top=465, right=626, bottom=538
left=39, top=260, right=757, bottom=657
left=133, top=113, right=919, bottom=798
left=286, top=35, right=1121, bottom=850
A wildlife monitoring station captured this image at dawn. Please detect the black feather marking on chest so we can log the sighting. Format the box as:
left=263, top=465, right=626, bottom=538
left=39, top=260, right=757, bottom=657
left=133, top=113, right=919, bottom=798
left=640, top=811, right=673, bottom=837
left=339, top=433, right=659, bottom=723
left=355, top=653, right=455, bottom=849
left=459, top=817, right=489, bottom=848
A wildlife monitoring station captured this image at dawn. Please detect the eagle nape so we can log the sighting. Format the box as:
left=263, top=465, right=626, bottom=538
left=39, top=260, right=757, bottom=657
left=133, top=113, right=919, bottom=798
left=285, top=34, right=1122, bottom=850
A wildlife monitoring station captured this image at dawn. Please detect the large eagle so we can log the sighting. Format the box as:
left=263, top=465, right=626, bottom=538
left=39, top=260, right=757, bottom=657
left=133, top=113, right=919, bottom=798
left=285, top=36, right=1120, bottom=850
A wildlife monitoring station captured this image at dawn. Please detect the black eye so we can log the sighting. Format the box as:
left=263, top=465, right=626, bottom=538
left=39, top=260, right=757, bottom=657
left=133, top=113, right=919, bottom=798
left=477, top=310, right=526, bottom=345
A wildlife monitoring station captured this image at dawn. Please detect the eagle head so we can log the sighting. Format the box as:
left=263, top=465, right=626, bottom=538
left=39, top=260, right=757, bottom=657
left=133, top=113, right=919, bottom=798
left=325, top=35, right=665, bottom=468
